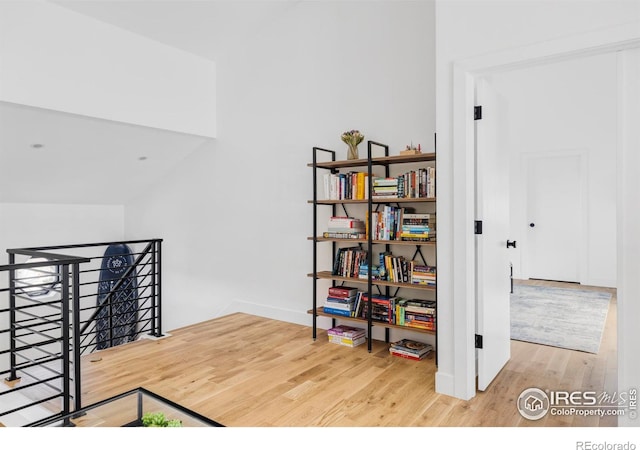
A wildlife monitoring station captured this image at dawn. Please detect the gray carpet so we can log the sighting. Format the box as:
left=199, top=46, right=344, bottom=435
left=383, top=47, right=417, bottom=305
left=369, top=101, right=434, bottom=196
left=510, top=284, right=611, bottom=354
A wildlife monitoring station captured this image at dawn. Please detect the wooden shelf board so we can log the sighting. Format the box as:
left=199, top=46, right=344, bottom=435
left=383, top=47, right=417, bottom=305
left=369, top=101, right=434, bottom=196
left=309, top=197, right=436, bottom=205
left=308, top=271, right=436, bottom=291
left=307, top=237, right=436, bottom=246
left=307, top=308, right=436, bottom=335
left=307, top=152, right=436, bottom=170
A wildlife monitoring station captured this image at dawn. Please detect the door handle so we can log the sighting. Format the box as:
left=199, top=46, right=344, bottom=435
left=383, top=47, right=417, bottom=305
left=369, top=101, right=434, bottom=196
left=507, top=240, right=516, bottom=249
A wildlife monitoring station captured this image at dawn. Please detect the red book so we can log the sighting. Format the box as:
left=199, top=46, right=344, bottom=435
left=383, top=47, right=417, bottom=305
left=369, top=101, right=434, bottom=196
left=328, top=286, right=357, bottom=298
left=389, top=350, right=425, bottom=361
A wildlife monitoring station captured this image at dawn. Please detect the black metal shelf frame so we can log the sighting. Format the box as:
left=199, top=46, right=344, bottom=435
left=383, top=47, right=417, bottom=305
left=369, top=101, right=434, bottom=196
left=310, top=140, right=437, bottom=357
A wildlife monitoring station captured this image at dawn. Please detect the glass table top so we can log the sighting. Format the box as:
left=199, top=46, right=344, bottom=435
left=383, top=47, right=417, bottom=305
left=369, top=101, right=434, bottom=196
left=34, top=387, right=223, bottom=427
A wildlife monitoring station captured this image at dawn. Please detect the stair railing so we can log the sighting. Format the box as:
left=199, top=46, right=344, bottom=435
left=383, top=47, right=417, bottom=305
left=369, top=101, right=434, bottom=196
left=1, top=238, right=162, bottom=426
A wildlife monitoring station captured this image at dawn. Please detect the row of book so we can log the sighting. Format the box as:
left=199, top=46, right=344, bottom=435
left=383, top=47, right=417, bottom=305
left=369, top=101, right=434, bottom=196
left=322, top=286, right=436, bottom=331
left=322, top=210, right=436, bottom=242
left=355, top=295, right=436, bottom=331
left=368, top=209, right=436, bottom=242
left=321, top=168, right=436, bottom=201
left=372, top=168, right=436, bottom=199
left=332, top=247, right=368, bottom=279
left=332, top=247, right=436, bottom=286
left=323, top=172, right=369, bottom=201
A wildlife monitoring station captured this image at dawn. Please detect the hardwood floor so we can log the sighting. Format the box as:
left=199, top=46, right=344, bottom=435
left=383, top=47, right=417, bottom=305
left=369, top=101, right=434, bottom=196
left=79, top=280, right=617, bottom=427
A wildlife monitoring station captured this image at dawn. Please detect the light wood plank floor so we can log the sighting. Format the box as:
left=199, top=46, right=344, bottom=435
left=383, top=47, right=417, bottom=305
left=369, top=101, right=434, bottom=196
left=79, top=280, right=617, bottom=427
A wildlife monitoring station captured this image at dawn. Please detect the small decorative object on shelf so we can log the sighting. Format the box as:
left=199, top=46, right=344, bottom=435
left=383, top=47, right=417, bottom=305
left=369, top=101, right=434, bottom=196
left=341, top=129, right=364, bottom=160
left=400, top=142, right=421, bottom=156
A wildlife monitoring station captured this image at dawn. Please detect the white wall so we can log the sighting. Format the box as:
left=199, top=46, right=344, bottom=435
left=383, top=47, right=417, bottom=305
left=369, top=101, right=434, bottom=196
left=124, top=1, right=436, bottom=333
left=617, top=47, right=640, bottom=428
left=436, top=0, right=640, bottom=399
left=0, top=0, right=216, bottom=137
left=0, top=203, right=125, bottom=264
left=492, top=52, right=618, bottom=287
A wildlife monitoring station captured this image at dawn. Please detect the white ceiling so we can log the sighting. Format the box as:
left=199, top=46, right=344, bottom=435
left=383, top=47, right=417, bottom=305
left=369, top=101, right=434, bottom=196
left=1, top=0, right=241, bottom=205
left=0, top=101, right=209, bottom=205
left=1, top=1, right=304, bottom=205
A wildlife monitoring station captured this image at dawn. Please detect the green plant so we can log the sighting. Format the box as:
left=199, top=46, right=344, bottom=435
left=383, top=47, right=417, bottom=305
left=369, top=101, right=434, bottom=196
left=141, top=411, right=182, bottom=427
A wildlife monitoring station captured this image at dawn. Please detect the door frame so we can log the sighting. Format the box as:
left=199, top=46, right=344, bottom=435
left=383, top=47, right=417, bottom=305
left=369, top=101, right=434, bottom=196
left=521, top=149, right=588, bottom=284
left=448, top=22, right=640, bottom=402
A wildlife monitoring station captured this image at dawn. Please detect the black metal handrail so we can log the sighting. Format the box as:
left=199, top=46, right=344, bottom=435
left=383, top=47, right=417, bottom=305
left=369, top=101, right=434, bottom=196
left=0, top=253, right=87, bottom=427
left=1, top=239, right=162, bottom=426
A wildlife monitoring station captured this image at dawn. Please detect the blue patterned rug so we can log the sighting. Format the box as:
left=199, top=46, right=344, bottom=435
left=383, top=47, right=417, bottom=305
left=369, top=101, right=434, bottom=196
left=510, top=284, right=611, bottom=354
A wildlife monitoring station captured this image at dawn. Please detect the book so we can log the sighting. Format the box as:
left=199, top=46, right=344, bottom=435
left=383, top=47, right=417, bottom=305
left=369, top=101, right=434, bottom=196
left=327, top=324, right=365, bottom=338
left=322, top=231, right=366, bottom=239
left=322, top=306, right=352, bottom=317
left=328, top=335, right=366, bottom=347
left=401, top=299, right=436, bottom=315
left=327, top=286, right=358, bottom=298
left=390, top=338, right=433, bottom=357
left=328, top=216, right=365, bottom=227
left=324, top=301, right=354, bottom=312
left=404, top=320, right=436, bottom=331
left=389, top=349, right=428, bottom=361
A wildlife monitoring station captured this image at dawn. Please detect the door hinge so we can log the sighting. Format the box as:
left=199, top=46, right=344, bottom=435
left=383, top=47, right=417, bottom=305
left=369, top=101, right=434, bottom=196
left=474, top=105, right=483, bottom=120
left=475, top=334, right=483, bottom=349
left=474, top=220, right=483, bottom=235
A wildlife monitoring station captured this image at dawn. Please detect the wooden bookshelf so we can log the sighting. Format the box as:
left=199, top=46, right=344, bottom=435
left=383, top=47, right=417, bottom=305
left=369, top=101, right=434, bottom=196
left=309, top=141, right=437, bottom=355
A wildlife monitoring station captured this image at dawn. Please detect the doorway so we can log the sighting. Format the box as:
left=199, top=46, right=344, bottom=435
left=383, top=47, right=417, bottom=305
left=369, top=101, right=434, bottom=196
left=458, top=38, right=640, bottom=404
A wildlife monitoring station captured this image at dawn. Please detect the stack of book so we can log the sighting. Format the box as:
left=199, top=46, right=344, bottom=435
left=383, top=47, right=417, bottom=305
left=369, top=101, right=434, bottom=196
left=325, top=216, right=366, bottom=239
left=400, top=213, right=435, bottom=241
left=327, top=324, right=366, bottom=347
left=389, top=338, right=433, bottom=360
left=323, top=286, right=359, bottom=317
left=396, top=299, right=436, bottom=331
left=372, top=177, right=399, bottom=198
left=410, top=263, right=436, bottom=286
left=357, top=263, right=383, bottom=280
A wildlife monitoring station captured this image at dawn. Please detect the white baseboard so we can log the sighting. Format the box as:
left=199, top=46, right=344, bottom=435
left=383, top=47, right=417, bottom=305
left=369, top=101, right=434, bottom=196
left=435, top=371, right=455, bottom=397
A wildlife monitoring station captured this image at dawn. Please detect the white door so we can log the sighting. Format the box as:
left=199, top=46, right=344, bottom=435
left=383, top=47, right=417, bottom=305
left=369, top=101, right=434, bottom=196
left=475, top=77, right=512, bottom=391
left=524, top=153, right=583, bottom=283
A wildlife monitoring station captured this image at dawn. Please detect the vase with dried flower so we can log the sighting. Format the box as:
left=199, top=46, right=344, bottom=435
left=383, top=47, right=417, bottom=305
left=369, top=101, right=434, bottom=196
left=341, top=130, right=364, bottom=160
